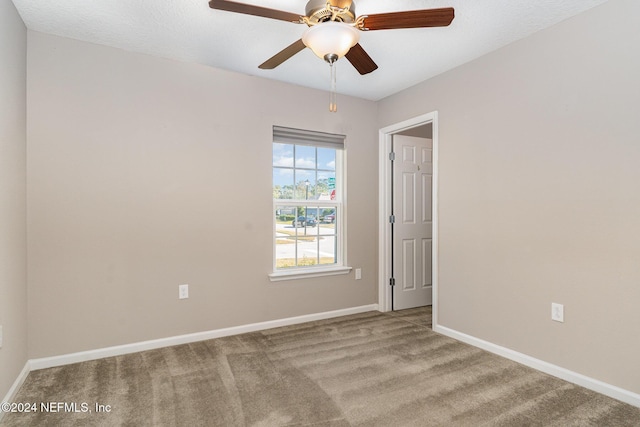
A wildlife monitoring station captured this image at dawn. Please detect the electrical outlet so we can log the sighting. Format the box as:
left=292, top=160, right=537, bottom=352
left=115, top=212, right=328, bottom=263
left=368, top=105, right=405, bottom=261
left=179, top=284, right=189, bottom=300
left=551, top=303, right=564, bottom=322
left=355, top=268, right=362, bottom=280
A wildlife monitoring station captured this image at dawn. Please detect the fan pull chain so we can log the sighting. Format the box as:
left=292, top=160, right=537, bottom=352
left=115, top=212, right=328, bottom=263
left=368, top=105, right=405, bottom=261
left=329, top=61, right=337, bottom=113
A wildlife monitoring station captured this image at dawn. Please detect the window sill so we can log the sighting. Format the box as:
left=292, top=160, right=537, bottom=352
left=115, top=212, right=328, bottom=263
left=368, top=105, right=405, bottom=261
left=269, top=266, right=352, bottom=282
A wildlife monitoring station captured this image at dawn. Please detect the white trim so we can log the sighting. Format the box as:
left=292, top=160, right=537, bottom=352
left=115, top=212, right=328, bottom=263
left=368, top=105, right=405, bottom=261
left=275, top=200, right=340, bottom=208
left=377, top=131, right=393, bottom=312
left=431, top=116, right=440, bottom=326
left=378, top=112, right=439, bottom=313
left=268, top=265, right=352, bottom=281
left=29, top=304, right=377, bottom=371
left=0, top=361, right=31, bottom=421
left=434, top=324, right=640, bottom=409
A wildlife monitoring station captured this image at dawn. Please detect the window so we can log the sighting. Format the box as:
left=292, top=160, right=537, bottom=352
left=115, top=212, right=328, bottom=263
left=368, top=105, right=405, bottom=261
left=270, top=126, right=350, bottom=280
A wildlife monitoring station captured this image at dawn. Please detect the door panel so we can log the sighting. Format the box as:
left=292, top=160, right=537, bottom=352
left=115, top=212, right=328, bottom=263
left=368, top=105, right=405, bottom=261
left=393, top=135, right=433, bottom=310
left=402, top=239, right=416, bottom=290
left=422, top=174, right=432, bottom=224
left=402, top=172, right=415, bottom=223
left=422, top=238, right=432, bottom=288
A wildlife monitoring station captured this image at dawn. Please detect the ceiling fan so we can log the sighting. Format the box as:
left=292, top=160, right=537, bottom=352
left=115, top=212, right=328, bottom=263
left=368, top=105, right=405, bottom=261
left=209, top=0, right=455, bottom=110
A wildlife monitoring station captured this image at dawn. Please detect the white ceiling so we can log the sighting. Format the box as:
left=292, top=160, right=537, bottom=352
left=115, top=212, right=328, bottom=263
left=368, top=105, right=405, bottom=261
left=12, top=0, right=609, bottom=101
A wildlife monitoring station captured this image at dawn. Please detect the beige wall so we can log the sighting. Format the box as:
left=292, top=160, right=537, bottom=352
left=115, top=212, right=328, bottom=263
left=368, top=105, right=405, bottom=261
left=26, top=32, right=379, bottom=358
left=0, top=1, right=28, bottom=398
left=17, top=0, right=640, bottom=400
left=379, top=0, right=640, bottom=394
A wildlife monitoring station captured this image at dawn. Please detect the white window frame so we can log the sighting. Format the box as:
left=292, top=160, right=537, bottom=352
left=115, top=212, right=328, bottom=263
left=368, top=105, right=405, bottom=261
left=269, top=126, right=351, bottom=281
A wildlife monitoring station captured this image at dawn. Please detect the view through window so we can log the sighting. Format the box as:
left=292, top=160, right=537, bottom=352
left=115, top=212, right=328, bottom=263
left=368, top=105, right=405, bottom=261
left=272, top=126, right=344, bottom=270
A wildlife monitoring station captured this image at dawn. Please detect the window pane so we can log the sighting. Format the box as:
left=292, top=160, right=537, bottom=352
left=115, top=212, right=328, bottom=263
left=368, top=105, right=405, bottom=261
left=275, top=206, right=297, bottom=269
left=319, top=236, right=337, bottom=265
left=295, top=145, right=316, bottom=169
left=273, top=168, right=294, bottom=199
left=293, top=206, right=305, bottom=222
left=316, top=171, right=335, bottom=200
left=304, top=207, right=320, bottom=222
left=317, top=147, right=336, bottom=171
left=273, top=143, right=294, bottom=167
left=319, top=208, right=336, bottom=227
left=319, top=208, right=337, bottom=266
left=275, top=206, right=297, bottom=223
left=296, top=240, right=317, bottom=267
left=294, top=207, right=318, bottom=237
left=295, top=173, right=315, bottom=200
left=297, top=219, right=318, bottom=266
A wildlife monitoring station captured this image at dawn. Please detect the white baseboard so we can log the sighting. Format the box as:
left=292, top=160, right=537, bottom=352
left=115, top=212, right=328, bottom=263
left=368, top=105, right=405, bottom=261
left=433, top=324, right=640, bottom=409
left=0, top=361, right=31, bottom=422
left=30, top=304, right=379, bottom=371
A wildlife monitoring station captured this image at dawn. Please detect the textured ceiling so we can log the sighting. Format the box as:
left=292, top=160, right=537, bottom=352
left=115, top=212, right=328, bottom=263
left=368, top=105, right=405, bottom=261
left=12, top=0, right=609, bottom=100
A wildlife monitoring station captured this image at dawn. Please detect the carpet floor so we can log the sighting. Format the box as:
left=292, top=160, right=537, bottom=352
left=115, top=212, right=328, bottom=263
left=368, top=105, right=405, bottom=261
left=3, top=307, right=640, bottom=426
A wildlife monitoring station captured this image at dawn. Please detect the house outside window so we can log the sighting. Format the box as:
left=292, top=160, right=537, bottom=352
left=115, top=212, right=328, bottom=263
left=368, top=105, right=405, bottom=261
left=270, top=126, right=350, bottom=281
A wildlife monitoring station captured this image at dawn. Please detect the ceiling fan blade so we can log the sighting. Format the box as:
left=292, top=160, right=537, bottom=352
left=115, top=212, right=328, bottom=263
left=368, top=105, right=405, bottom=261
left=259, top=39, right=307, bottom=70
left=362, top=7, right=454, bottom=31
left=209, top=0, right=301, bottom=23
left=345, top=44, right=378, bottom=75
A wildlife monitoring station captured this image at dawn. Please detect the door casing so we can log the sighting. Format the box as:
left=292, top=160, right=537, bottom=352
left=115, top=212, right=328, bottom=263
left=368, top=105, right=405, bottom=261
left=378, top=112, right=439, bottom=321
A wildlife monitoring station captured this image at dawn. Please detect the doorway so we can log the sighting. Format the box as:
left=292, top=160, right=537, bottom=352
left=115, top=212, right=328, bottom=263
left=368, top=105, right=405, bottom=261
left=392, top=133, right=433, bottom=310
left=378, top=112, right=439, bottom=319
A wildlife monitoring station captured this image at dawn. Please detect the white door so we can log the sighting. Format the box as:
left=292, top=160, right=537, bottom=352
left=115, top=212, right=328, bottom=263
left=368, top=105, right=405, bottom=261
left=393, top=135, right=433, bottom=310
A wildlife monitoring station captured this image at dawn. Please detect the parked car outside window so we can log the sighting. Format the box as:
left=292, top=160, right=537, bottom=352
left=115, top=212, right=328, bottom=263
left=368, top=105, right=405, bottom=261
left=323, top=213, right=335, bottom=223
left=292, top=216, right=317, bottom=227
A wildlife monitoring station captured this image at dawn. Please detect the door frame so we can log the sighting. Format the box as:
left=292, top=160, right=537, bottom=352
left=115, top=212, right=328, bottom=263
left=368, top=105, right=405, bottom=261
left=378, top=112, right=439, bottom=319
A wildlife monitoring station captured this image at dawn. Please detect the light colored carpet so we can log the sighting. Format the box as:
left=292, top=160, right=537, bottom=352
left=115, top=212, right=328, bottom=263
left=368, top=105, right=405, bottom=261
left=3, top=307, right=640, bottom=426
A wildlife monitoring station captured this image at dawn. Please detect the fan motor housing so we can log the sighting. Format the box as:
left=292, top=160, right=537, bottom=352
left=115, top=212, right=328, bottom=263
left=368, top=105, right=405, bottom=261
left=305, top=0, right=356, bottom=24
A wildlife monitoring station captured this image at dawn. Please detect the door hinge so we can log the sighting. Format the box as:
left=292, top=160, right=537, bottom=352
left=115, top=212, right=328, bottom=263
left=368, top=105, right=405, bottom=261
left=389, top=152, right=395, bottom=161
left=389, top=215, right=395, bottom=224
left=389, top=277, right=396, bottom=287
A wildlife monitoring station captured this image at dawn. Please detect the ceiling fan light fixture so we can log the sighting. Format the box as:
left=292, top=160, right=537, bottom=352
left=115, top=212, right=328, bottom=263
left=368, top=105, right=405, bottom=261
left=302, top=21, right=360, bottom=62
